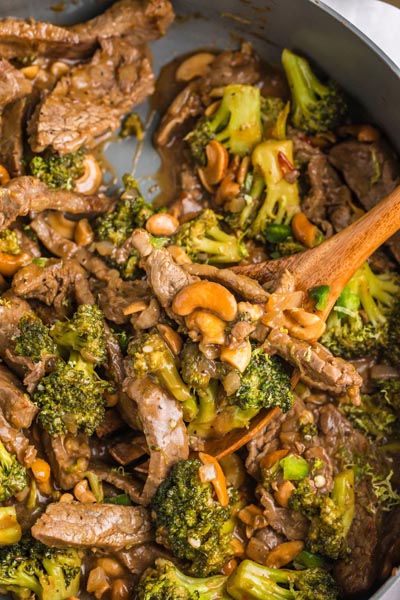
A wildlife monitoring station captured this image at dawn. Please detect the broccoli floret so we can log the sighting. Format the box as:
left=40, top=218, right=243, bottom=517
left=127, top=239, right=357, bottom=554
left=33, top=358, right=108, bottom=436
left=230, top=347, right=293, bottom=413
left=341, top=394, right=397, bottom=442
left=260, top=97, right=286, bottom=132
left=29, top=149, right=86, bottom=190
left=186, top=84, right=262, bottom=164
left=321, top=262, right=400, bottom=359
left=289, top=470, right=355, bottom=560
left=281, top=48, right=347, bottom=133
left=0, top=536, right=81, bottom=600
left=120, top=112, right=144, bottom=139
left=174, top=209, right=248, bottom=265
left=94, top=175, right=153, bottom=279
left=137, top=559, right=230, bottom=600
left=51, top=303, right=107, bottom=365
left=151, top=458, right=236, bottom=577
left=0, top=229, right=21, bottom=255
left=128, top=332, right=198, bottom=422
left=248, top=139, right=300, bottom=241
left=226, top=559, right=339, bottom=600
left=0, top=440, right=28, bottom=502
left=14, top=314, right=58, bottom=363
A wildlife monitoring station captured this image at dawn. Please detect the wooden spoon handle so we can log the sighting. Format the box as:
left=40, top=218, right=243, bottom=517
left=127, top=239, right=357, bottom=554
left=290, top=184, right=400, bottom=317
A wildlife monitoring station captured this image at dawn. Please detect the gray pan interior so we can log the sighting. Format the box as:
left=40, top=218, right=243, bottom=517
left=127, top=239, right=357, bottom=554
left=0, top=1, right=399, bottom=598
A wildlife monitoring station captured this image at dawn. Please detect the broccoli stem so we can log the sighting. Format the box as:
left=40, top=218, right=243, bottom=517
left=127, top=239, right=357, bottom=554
left=195, top=227, right=247, bottom=264
left=331, top=469, right=355, bottom=536
left=156, top=365, right=198, bottom=422
left=227, top=560, right=292, bottom=600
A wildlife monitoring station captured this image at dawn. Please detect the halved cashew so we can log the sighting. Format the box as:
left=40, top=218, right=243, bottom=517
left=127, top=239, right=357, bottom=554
left=172, top=280, right=238, bottom=321
left=0, top=251, right=31, bottom=277
left=146, top=213, right=179, bottom=236
left=167, top=245, right=192, bottom=265
left=186, top=310, right=226, bottom=346
left=339, top=123, right=380, bottom=142
left=75, top=218, right=94, bottom=246
left=20, top=64, right=40, bottom=79
left=74, top=154, right=102, bottom=195
left=123, top=300, right=148, bottom=316
left=285, top=308, right=326, bottom=341
left=274, top=480, right=295, bottom=508
left=47, top=211, right=76, bottom=240
left=198, top=140, right=229, bottom=187
left=157, top=323, right=183, bottom=355
left=265, top=540, right=304, bottom=568
left=0, top=164, right=10, bottom=185
left=215, top=175, right=241, bottom=206
left=238, top=301, right=264, bottom=321
left=50, top=61, right=70, bottom=78
left=176, top=52, right=215, bottom=82
left=220, top=339, right=252, bottom=372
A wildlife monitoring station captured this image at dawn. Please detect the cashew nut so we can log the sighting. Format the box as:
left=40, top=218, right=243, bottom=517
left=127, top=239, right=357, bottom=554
left=47, top=211, right=76, bottom=240
left=74, top=154, right=102, bottom=195
left=74, top=218, right=94, bottom=246
left=265, top=540, right=304, bottom=569
left=146, top=213, right=179, bottom=236
left=172, top=280, right=238, bottom=321
left=274, top=480, right=295, bottom=508
left=167, top=245, right=192, bottom=265
left=157, top=323, right=183, bottom=355
left=220, top=340, right=252, bottom=372
left=0, top=164, right=10, bottom=185
left=50, top=61, right=70, bottom=78
left=185, top=309, right=226, bottom=345
left=20, top=64, right=40, bottom=79
left=123, top=300, right=148, bottom=316
left=175, top=52, right=215, bottom=82
left=198, top=140, right=229, bottom=187
left=0, top=251, right=32, bottom=277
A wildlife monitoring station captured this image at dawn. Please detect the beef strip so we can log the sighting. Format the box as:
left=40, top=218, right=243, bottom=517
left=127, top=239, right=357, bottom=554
left=0, top=364, right=37, bottom=429
left=28, top=39, right=154, bottom=154
left=91, top=464, right=144, bottom=505
left=130, top=229, right=197, bottom=309
left=0, top=409, right=33, bottom=464
left=0, top=99, right=27, bottom=177
left=245, top=411, right=287, bottom=480
left=0, top=292, right=32, bottom=352
left=42, top=432, right=91, bottom=490
left=266, top=328, right=362, bottom=397
left=329, top=139, right=400, bottom=211
left=183, top=263, right=269, bottom=303
left=0, top=18, right=92, bottom=60
left=32, top=501, right=153, bottom=550
left=246, top=527, right=286, bottom=564
left=124, top=376, right=189, bottom=504
left=0, top=0, right=173, bottom=62
left=334, top=478, right=382, bottom=596
left=302, top=153, right=358, bottom=235
left=258, top=486, right=310, bottom=540
left=0, top=58, right=32, bottom=107
left=12, top=258, right=94, bottom=311
left=72, top=0, right=174, bottom=46
left=329, top=139, right=400, bottom=262
left=0, top=177, right=109, bottom=231
left=118, top=543, right=177, bottom=575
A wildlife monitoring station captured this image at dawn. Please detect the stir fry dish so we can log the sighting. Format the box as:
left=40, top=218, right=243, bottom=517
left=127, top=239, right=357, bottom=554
left=0, top=1, right=399, bottom=599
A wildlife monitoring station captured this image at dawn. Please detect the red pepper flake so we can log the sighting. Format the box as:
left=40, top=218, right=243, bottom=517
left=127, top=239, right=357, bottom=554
left=277, top=151, right=295, bottom=175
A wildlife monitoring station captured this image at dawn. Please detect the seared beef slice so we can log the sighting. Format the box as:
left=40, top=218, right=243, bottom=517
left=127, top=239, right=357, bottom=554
left=32, top=501, right=153, bottom=550
left=28, top=38, right=155, bottom=154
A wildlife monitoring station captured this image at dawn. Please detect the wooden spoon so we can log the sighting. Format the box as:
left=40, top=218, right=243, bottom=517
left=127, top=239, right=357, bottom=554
left=234, top=184, right=400, bottom=320
left=203, top=184, right=400, bottom=458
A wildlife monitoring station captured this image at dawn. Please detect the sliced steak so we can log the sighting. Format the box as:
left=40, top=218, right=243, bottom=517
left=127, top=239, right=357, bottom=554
left=258, top=486, right=309, bottom=540
left=28, top=38, right=154, bottom=154
left=0, top=18, right=92, bottom=60
left=124, top=376, right=189, bottom=504
left=118, top=543, right=177, bottom=575
left=267, top=328, right=362, bottom=397
left=0, top=58, right=31, bottom=108
left=0, top=292, right=32, bottom=353
left=72, top=0, right=174, bottom=45
left=183, top=263, right=269, bottom=303
left=302, top=153, right=357, bottom=235
left=91, top=464, right=143, bottom=505
left=329, top=140, right=400, bottom=211
left=0, top=177, right=109, bottom=231
left=12, top=258, right=94, bottom=311
left=130, top=229, right=197, bottom=309
left=42, top=432, right=91, bottom=490
left=334, top=478, right=382, bottom=596
left=0, top=365, right=38, bottom=429
left=0, top=409, right=33, bottom=464
left=0, top=98, right=27, bottom=177
left=31, top=501, right=153, bottom=550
